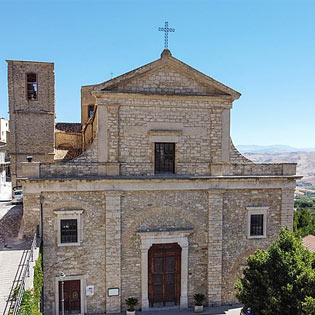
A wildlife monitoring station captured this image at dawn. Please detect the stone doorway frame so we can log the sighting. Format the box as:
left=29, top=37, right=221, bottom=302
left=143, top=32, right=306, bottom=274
left=54, top=275, right=87, bottom=315
left=137, top=229, right=193, bottom=310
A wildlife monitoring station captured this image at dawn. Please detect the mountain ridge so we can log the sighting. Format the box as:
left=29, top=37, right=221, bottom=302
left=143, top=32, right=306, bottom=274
left=236, top=144, right=315, bottom=154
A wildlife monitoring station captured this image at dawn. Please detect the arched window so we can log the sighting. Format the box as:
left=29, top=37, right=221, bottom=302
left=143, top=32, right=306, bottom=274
left=26, top=73, right=38, bottom=100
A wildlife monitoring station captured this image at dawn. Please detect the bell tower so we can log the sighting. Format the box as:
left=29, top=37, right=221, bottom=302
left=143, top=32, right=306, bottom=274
left=7, top=60, right=55, bottom=187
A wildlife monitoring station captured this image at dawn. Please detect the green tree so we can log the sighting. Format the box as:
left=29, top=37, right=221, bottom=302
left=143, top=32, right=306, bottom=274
left=236, top=228, right=315, bottom=315
left=302, top=297, right=315, bottom=315
left=294, top=207, right=315, bottom=237
left=295, top=199, right=314, bottom=210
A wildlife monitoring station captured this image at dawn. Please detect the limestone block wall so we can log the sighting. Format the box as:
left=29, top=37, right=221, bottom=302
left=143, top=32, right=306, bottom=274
left=118, top=102, right=216, bottom=175
left=55, top=131, right=82, bottom=149
left=281, top=189, right=295, bottom=230
left=72, top=137, right=98, bottom=162
left=23, top=193, right=41, bottom=237
left=221, top=188, right=283, bottom=303
left=12, top=154, right=53, bottom=186
left=40, top=191, right=106, bottom=315
left=229, top=163, right=284, bottom=175
left=120, top=190, right=209, bottom=307
left=40, top=162, right=99, bottom=178
left=115, top=66, right=214, bottom=95
left=229, top=140, right=253, bottom=164
left=21, top=179, right=296, bottom=313
left=10, top=114, right=54, bottom=153
left=39, top=139, right=98, bottom=177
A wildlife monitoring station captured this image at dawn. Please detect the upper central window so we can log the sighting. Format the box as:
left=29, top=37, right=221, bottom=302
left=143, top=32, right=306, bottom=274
left=26, top=73, right=38, bottom=100
left=154, top=143, right=175, bottom=174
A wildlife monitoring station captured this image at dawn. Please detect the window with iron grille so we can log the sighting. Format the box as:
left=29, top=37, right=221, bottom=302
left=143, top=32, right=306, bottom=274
left=60, top=219, right=78, bottom=243
left=247, top=207, right=268, bottom=238
left=250, top=214, right=264, bottom=236
left=26, top=73, right=38, bottom=100
left=155, top=143, right=175, bottom=174
left=88, top=105, right=94, bottom=118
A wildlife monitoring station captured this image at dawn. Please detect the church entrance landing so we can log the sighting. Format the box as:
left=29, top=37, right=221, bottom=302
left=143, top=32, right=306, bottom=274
left=148, top=243, right=181, bottom=307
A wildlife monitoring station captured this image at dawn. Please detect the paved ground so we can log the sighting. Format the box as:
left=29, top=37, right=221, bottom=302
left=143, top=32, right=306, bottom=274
left=0, top=202, right=24, bottom=249
left=144, top=305, right=242, bottom=314
left=0, top=199, right=32, bottom=315
left=0, top=250, right=25, bottom=314
left=110, top=305, right=242, bottom=314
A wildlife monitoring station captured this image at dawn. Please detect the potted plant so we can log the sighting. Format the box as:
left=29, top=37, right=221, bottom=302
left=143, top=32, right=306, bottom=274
left=125, top=297, right=138, bottom=315
left=193, top=293, right=205, bottom=313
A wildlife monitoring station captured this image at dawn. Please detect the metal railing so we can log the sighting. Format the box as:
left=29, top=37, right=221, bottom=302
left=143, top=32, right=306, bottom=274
left=3, top=234, right=39, bottom=315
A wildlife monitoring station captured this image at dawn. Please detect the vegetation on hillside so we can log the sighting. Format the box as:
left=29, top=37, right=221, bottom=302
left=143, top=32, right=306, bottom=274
left=236, top=228, right=315, bottom=314
left=294, top=199, right=315, bottom=237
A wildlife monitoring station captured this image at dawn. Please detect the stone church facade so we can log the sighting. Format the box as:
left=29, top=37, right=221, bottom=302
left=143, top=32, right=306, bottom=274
left=9, top=49, right=298, bottom=314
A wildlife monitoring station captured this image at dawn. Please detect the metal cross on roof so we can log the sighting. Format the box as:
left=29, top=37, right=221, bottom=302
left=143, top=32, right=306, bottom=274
left=158, top=22, right=175, bottom=49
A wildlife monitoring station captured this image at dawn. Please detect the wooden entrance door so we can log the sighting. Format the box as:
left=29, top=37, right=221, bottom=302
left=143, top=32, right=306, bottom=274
left=59, top=280, right=81, bottom=314
left=148, top=243, right=181, bottom=307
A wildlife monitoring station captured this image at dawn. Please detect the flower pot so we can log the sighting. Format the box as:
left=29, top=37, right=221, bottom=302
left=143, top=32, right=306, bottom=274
left=194, top=304, right=204, bottom=313
left=126, top=310, right=136, bottom=315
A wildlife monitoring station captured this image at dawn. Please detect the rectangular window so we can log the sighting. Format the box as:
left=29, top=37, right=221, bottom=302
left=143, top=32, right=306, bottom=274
left=155, top=143, right=175, bottom=174
left=26, top=73, right=38, bottom=100
left=60, top=219, right=78, bottom=243
left=247, top=207, right=268, bottom=239
left=88, top=105, right=94, bottom=118
left=250, top=214, right=264, bottom=236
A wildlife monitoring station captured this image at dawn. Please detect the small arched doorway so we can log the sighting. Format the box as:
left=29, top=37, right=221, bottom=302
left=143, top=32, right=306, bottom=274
left=148, top=243, right=181, bottom=307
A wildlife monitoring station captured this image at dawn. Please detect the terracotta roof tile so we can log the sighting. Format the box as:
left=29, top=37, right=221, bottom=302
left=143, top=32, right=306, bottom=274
left=302, top=235, right=315, bottom=253
left=56, top=123, right=81, bottom=133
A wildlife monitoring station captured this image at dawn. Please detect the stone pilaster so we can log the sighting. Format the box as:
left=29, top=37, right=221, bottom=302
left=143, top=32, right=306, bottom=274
left=221, top=109, right=230, bottom=164
left=105, top=193, right=121, bottom=313
left=208, top=190, right=224, bottom=305
left=97, top=105, right=108, bottom=162
left=23, top=193, right=41, bottom=237
left=107, top=105, right=120, bottom=162
left=281, top=189, right=295, bottom=230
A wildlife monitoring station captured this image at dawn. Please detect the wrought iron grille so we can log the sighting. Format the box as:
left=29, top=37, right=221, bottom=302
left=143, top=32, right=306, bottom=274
left=154, top=143, right=175, bottom=174
left=60, top=219, right=78, bottom=243
left=250, top=214, right=264, bottom=236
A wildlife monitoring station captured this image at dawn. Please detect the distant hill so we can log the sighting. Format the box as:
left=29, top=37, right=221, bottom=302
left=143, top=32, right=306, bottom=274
left=237, top=145, right=315, bottom=154
left=238, top=149, right=315, bottom=187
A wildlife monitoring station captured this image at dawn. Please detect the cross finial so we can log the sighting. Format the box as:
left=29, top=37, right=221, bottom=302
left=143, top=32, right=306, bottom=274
left=158, top=21, right=175, bottom=49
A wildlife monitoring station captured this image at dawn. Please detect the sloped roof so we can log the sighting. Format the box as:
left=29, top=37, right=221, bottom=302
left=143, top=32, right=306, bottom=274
left=90, top=49, right=241, bottom=100
left=302, top=235, right=315, bottom=253
left=56, top=123, right=81, bottom=133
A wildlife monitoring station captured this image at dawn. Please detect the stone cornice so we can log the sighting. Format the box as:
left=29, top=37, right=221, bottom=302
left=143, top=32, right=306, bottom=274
left=136, top=229, right=193, bottom=237
left=93, top=91, right=234, bottom=106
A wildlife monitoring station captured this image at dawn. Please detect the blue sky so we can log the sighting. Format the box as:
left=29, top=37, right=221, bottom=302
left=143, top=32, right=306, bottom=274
left=0, top=0, right=314, bottom=148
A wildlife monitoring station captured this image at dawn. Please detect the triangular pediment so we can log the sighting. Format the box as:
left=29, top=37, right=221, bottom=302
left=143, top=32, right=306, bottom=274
left=93, top=50, right=241, bottom=100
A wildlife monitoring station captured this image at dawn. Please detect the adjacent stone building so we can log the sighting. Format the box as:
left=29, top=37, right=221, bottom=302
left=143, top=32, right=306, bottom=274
left=12, top=49, right=299, bottom=314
